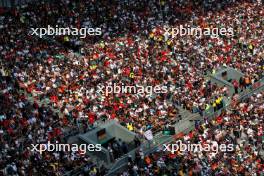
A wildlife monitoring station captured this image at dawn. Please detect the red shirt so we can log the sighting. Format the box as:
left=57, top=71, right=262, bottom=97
left=123, top=67, right=130, bottom=76
left=111, top=113, right=116, bottom=119
left=50, top=95, right=58, bottom=103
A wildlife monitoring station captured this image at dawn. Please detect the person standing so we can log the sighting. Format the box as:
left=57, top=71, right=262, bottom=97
left=233, top=79, right=239, bottom=94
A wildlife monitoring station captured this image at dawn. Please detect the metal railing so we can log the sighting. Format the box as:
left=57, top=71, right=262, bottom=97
left=105, top=77, right=264, bottom=175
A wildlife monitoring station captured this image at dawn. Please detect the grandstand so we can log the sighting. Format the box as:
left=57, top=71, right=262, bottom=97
left=0, top=0, right=263, bottom=175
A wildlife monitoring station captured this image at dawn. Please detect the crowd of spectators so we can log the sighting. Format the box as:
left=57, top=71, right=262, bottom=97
left=1, top=0, right=263, bottom=133
left=0, top=70, right=109, bottom=175
left=121, top=92, right=264, bottom=176
left=0, top=0, right=263, bottom=175
left=108, top=139, right=129, bottom=162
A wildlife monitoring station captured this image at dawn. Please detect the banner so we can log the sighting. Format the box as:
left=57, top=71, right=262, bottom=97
left=144, top=130, right=153, bottom=141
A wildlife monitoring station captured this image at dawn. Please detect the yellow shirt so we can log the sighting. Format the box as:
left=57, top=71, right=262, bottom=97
left=90, top=65, right=97, bottom=70
left=129, top=72, right=134, bottom=78
left=219, top=97, right=223, bottom=102
left=127, top=124, right=133, bottom=131
left=205, top=104, right=210, bottom=110
left=212, top=103, right=216, bottom=107
left=167, top=40, right=172, bottom=46
left=248, top=44, right=253, bottom=50
left=100, top=42, right=105, bottom=48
